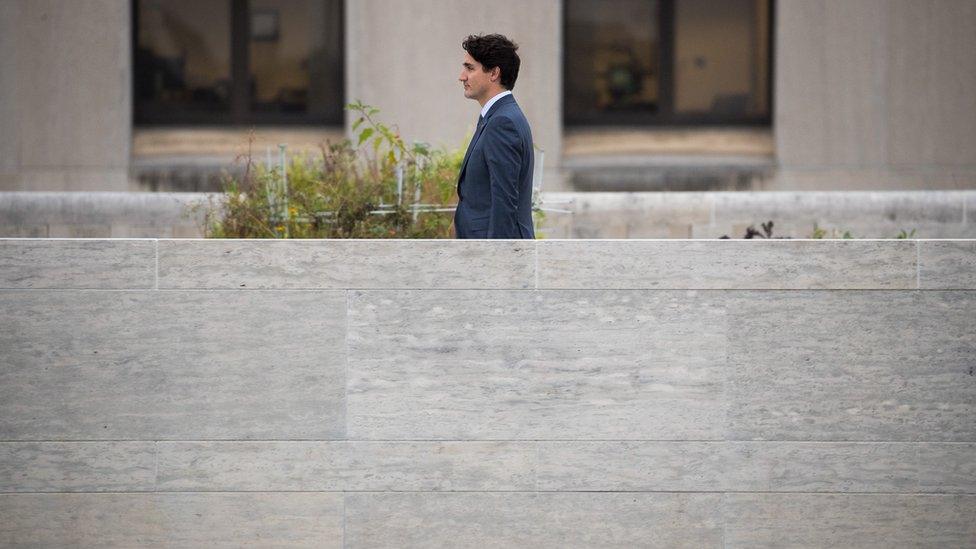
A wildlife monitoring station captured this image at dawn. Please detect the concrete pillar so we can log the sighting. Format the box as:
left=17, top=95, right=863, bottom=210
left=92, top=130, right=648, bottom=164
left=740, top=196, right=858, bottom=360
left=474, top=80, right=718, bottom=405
left=0, top=0, right=131, bottom=191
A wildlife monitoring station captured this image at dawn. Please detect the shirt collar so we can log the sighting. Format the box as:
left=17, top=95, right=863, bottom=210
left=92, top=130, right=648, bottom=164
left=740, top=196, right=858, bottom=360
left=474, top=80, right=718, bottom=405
left=480, top=90, right=512, bottom=118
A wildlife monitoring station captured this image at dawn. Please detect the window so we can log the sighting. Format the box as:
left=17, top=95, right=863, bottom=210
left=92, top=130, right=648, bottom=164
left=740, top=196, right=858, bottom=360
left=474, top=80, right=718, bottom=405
left=134, top=0, right=344, bottom=125
left=564, top=0, right=772, bottom=126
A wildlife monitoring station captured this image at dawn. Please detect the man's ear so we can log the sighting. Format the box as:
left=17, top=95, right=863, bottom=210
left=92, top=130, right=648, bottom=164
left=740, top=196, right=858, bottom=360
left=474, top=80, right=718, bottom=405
left=489, top=66, right=501, bottom=82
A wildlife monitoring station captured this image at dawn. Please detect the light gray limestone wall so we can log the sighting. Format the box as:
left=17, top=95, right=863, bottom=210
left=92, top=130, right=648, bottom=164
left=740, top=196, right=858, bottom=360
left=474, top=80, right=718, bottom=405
left=774, top=0, right=976, bottom=190
left=346, top=0, right=563, bottom=190
left=0, top=0, right=131, bottom=192
left=1, top=239, right=974, bottom=547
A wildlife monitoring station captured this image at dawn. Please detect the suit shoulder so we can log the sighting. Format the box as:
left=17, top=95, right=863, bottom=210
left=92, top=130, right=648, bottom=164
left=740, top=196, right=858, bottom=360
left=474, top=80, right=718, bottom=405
left=490, top=107, right=529, bottom=131
left=486, top=112, right=521, bottom=134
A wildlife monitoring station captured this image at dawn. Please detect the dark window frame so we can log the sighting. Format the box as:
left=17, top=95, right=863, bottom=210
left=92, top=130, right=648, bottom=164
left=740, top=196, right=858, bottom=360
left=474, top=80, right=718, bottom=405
left=132, top=0, right=345, bottom=127
left=563, top=0, right=775, bottom=127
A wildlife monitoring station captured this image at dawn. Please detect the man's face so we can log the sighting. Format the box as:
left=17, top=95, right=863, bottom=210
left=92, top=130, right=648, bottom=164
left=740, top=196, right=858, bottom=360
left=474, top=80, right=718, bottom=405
left=459, top=52, right=495, bottom=104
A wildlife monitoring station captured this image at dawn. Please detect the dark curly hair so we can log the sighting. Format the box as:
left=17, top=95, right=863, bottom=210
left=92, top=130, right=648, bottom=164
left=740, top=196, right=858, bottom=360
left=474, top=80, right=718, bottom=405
left=462, top=33, right=521, bottom=90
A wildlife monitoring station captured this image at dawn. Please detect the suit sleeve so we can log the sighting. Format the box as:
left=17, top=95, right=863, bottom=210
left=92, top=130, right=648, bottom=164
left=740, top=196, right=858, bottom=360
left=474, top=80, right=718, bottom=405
left=482, top=116, right=523, bottom=238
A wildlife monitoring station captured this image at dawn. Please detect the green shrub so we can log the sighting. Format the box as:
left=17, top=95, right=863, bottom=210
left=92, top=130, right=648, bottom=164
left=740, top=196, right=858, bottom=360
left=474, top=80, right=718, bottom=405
left=202, top=102, right=463, bottom=238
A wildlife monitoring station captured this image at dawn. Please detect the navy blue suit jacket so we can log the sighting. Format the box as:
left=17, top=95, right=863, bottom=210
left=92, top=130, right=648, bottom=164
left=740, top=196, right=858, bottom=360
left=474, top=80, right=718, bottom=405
left=454, top=94, right=535, bottom=239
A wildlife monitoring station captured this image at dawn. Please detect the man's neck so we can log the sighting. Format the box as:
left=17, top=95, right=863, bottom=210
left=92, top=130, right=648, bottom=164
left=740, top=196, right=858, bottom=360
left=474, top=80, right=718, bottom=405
left=480, top=89, right=512, bottom=117
left=478, top=86, right=508, bottom=107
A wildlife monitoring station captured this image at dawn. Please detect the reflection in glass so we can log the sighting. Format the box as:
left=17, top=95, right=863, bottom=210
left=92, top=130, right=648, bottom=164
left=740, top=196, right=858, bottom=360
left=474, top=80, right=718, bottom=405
left=566, top=0, right=661, bottom=118
left=673, top=0, right=769, bottom=117
left=134, top=0, right=344, bottom=124
left=135, top=0, right=232, bottom=114
left=565, top=0, right=771, bottom=125
left=248, top=0, right=343, bottom=120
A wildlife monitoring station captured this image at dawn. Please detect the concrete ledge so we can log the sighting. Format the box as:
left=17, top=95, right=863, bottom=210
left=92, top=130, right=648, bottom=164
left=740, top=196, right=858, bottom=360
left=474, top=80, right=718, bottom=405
left=3, top=191, right=976, bottom=239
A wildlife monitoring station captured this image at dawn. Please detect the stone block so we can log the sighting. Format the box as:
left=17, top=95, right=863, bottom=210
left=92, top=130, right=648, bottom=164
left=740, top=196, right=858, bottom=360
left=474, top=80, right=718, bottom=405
left=534, top=442, right=729, bottom=492
left=735, top=441, right=976, bottom=494
left=724, top=493, right=976, bottom=548
left=726, top=291, right=976, bottom=441
left=0, top=290, right=346, bottom=440
left=344, top=492, right=722, bottom=549
left=0, top=442, right=155, bottom=492
left=0, top=492, right=343, bottom=548
left=158, top=239, right=534, bottom=289
left=347, top=289, right=726, bottom=440
left=157, top=441, right=535, bottom=491
left=0, top=239, right=154, bottom=289
left=537, top=240, right=916, bottom=289
left=919, top=240, right=976, bottom=289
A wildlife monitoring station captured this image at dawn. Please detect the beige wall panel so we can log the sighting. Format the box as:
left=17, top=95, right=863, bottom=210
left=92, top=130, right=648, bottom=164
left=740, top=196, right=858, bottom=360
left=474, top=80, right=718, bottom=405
left=0, top=1, right=19, bottom=175
left=822, top=0, right=887, bottom=166
left=887, top=0, right=976, bottom=167
left=17, top=0, right=130, bottom=171
left=773, top=0, right=827, bottom=166
left=777, top=0, right=976, bottom=186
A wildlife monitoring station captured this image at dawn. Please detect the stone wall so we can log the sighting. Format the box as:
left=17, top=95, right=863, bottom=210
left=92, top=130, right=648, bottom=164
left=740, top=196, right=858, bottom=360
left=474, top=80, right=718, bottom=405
left=542, top=190, right=976, bottom=238
left=1, top=239, right=974, bottom=547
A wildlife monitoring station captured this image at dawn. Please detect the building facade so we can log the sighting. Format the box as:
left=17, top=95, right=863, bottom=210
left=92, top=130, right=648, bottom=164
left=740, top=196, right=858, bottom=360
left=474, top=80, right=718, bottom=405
left=1, top=0, right=975, bottom=193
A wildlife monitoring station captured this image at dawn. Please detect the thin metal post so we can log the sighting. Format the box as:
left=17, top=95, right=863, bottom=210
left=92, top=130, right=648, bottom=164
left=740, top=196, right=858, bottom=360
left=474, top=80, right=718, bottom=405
left=279, top=143, right=289, bottom=238
left=395, top=163, right=404, bottom=206
left=412, top=155, right=423, bottom=223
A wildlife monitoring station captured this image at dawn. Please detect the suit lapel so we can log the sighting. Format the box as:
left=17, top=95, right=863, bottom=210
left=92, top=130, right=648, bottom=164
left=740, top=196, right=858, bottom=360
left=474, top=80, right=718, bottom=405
left=458, top=95, right=516, bottom=182
left=458, top=116, right=485, bottom=180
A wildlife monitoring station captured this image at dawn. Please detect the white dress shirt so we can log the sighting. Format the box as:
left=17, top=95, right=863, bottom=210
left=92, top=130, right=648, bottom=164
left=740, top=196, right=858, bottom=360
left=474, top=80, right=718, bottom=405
left=480, top=90, right=513, bottom=118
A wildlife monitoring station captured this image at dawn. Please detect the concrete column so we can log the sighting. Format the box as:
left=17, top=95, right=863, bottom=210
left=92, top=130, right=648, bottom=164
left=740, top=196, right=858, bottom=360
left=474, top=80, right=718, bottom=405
left=0, top=0, right=131, bottom=191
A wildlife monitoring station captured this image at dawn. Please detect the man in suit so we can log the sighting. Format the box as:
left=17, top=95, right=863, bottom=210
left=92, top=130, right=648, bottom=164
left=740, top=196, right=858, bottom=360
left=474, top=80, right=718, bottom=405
left=455, top=34, right=535, bottom=239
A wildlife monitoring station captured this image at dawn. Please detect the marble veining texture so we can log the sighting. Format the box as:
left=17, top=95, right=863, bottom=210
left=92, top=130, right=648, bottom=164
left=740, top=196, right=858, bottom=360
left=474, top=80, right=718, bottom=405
left=149, top=441, right=974, bottom=494
left=0, top=442, right=155, bottom=492
left=537, top=240, right=917, bottom=289
left=726, top=291, right=976, bottom=441
left=158, top=239, right=534, bottom=289
left=346, top=289, right=727, bottom=440
left=0, top=239, right=155, bottom=289
left=0, top=290, right=346, bottom=440
left=343, top=492, right=723, bottom=549
left=0, top=492, right=343, bottom=548
left=920, top=240, right=976, bottom=289
left=724, top=493, right=976, bottom=548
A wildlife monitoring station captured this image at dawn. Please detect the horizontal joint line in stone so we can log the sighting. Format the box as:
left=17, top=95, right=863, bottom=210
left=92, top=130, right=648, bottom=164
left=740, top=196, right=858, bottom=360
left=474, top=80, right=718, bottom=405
left=5, top=288, right=975, bottom=292
left=0, top=490, right=971, bottom=496
left=2, top=439, right=973, bottom=444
